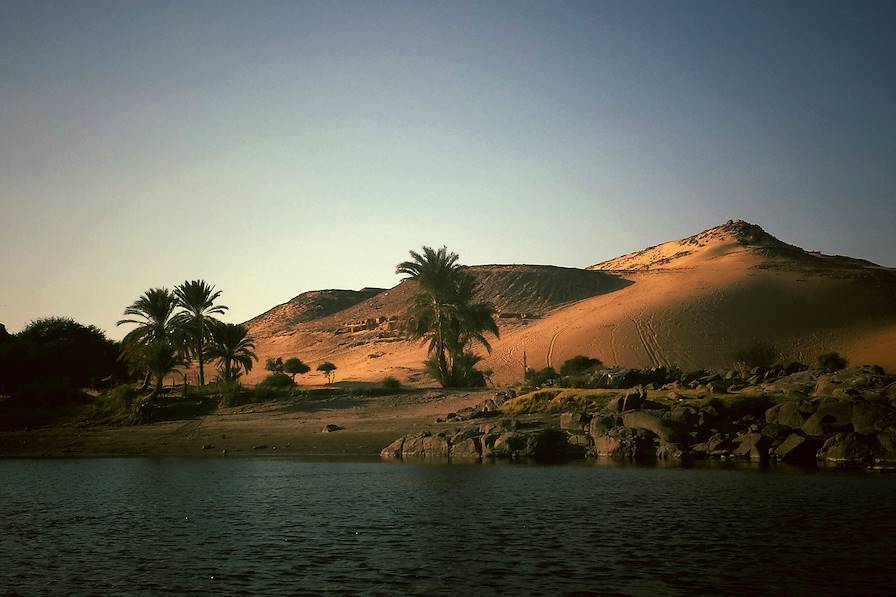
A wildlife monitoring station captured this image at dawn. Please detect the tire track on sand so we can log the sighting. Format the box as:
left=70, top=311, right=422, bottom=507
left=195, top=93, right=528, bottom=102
left=643, top=315, right=669, bottom=367
left=631, top=317, right=661, bottom=368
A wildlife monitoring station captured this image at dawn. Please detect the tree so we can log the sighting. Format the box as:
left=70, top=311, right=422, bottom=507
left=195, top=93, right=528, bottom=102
left=265, top=357, right=284, bottom=374
left=144, top=341, right=183, bottom=397
left=208, top=322, right=257, bottom=382
left=283, top=357, right=310, bottom=382
left=173, top=280, right=228, bottom=386
left=0, top=317, right=124, bottom=400
left=397, top=246, right=499, bottom=387
left=317, top=361, right=337, bottom=384
left=116, top=288, right=180, bottom=388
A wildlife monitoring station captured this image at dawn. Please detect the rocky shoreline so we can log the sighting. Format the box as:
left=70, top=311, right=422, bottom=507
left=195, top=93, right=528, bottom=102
left=381, top=366, right=896, bottom=470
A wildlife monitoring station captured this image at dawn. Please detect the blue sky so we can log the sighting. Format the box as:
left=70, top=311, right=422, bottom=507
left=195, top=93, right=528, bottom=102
left=1, top=0, right=894, bottom=338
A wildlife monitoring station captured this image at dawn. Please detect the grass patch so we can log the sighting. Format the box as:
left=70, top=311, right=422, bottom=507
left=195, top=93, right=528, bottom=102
left=502, top=389, right=620, bottom=416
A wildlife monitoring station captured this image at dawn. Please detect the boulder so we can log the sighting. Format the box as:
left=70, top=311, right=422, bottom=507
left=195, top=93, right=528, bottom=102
left=816, top=432, right=876, bottom=465
left=851, top=400, right=895, bottom=435
left=479, top=418, right=518, bottom=435
left=592, top=426, right=657, bottom=461
left=773, top=433, right=820, bottom=463
left=402, top=432, right=450, bottom=458
left=802, top=398, right=853, bottom=437
left=560, top=411, right=589, bottom=432
left=656, top=440, right=685, bottom=460
left=567, top=433, right=593, bottom=450
left=380, top=436, right=405, bottom=459
left=607, top=385, right=647, bottom=412
left=450, top=437, right=482, bottom=460
left=589, top=414, right=622, bottom=437
left=488, top=431, right=532, bottom=458
left=760, top=423, right=789, bottom=440
left=668, top=406, right=697, bottom=427
left=875, top=431, right=896, bottom=462
left=765, top=401, right=809, bottom=428
left=451, top=428, right=482, bottom=445
left=622, top=410, right=686, bottom=443
left=321, top=424, right=344, bottom=433
left=733, top=433, right=771, bottom=461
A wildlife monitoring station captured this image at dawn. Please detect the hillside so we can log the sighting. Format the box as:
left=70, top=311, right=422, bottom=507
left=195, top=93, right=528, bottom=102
left=243, top=220, right=896, bottom=385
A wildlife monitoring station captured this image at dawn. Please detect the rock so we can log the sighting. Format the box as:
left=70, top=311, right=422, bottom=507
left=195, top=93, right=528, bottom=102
left=450, top=428, right=482, bottom=445
left=201, top=444, right=213, bottom=450
left=875, top=431, right=896, bottom=462
left=592, top=427, right=657, bottom=461
left=589, top=414, right=622, bottom=437
left=765, top=401, right=808, bottom=428
left=380, top=436, right=405, bottom=459
left=773, top=433, right=820, bottom=463
left=402, top=433, right=450, bottom=458
left=560, top=411, right=589, bottom=432
left=668, top=406, right=697, bottom=427
left=817, top=432, right=876, bottom=465
left=480, top=418, right=518, bottom=435
left=802, top=398, right=853, bottom=437
left=760, top=423, right=789, bottom=440
left=607, top=385, right=647, bottom=412
left=567, top=433, right=592, bottom=450
left=656, top=440, right=684, bottom=460
left=732, top=433, right=771, bottom=461
left=321, top=424, right=344, bottom=433
left=450, top=437, right=482, bottom=459
left=851, top=400, right=895, bottom=435
left=622, top=410, right=685, bottom=443
left=252, top=444, right=268, bottom=450
left=488, top=431, right=532, bottom=458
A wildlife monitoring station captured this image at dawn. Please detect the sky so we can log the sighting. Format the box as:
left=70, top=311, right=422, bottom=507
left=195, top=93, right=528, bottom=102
left=1, top=0, right=895, bottom=339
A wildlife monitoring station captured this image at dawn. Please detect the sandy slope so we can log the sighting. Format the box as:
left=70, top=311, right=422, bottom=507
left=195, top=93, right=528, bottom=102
left=242, top=220, right=896, bottom=386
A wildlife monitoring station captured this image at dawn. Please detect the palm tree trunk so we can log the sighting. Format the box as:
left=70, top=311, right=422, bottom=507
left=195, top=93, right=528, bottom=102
left=150, top=374, right=163, bottom=398
left=197, top=317, right=205, bottom=386
left=138, top=370, right=151, bottom=391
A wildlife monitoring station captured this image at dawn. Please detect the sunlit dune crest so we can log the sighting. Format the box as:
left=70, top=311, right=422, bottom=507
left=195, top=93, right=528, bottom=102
left=243, top=220, right=896, bottom=385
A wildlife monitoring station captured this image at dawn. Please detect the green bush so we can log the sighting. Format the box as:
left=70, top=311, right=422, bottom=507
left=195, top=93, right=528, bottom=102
left=817, top=352, right=848, bottom=371
left=525, top=367, right=559, bottom=387
left=559, top=355, right=602, bottom=377
left=382, top=376, right=402, bottom=390
left=258, top=373, right=295, bottom=389
left=81, top=384, right=136, bottom=422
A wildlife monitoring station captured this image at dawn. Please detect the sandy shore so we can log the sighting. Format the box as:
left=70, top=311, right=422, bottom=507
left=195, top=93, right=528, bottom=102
left=0, top=389, right=494, bottom=458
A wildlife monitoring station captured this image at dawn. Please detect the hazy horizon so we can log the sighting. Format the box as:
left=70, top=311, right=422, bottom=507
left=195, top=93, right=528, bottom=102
left=2, top=0, right=895, bottom=339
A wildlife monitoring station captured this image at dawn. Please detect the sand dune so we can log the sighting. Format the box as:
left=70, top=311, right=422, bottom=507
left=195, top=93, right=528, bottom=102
left=243, top=220, right=896, bottom=385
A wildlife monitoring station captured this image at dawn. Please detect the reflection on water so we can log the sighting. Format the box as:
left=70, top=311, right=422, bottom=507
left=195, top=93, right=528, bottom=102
left=1, top=458, right=894, bottom=595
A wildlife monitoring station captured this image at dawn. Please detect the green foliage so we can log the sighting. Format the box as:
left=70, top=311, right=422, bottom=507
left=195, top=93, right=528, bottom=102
left=382, top=376, right=402, bottom=390
left=207, top=322, right=257, bottom=382
left=397, top=245, right=499, bottom=387
left=559, top=355, right=602, bottom=377
left=316, top=361, right=337, bottom=384
left=144, top=341, right=183, bottom=396
left=81, top=384, right=137, bottom=423
left=0, top=317, right=125, bottom=400
left=258, top=373, right=295, bottom=389
left=817, top=352, right=848, bottom=371
left=525, top=366, right=560, bottom=387
left=265, top=357, right=284, bottom=374
left=284, top=357, right=310, bottom=380
left=172, top=280, right=228, bottom=386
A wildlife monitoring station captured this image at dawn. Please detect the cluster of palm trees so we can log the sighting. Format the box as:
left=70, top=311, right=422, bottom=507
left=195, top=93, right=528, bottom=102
left=117, top=280, right=257, bottom=396
left=397, top=246, right=499, bottom=387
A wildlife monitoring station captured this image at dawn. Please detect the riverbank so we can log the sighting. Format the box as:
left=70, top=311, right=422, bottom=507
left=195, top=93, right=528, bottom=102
left=0, top=388, right=493, bottom=457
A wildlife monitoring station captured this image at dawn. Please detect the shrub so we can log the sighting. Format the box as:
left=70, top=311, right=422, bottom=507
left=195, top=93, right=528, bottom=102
left=559, top=355, right=602, bottom=377
left=817, top=352, right=848, bottom=371
left=258, top=373, right=295, bottom=389
left=317, top=361, right=337, bottom=384
left=525, top=367, right=559, bottom=387
left=265, top=357, right=284, bottom=374
left=733, top=342, right=778, bottom=370
left=11, top=377, right=84, bottom=407
left=382, top=376, right=402, bottom=390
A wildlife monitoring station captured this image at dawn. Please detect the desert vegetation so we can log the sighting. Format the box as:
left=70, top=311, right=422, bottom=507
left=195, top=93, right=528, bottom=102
left=396, top=246, right=499, bottom=387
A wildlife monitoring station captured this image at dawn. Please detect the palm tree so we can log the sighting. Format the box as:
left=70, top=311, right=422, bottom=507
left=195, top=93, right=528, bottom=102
left=208, top=322, right=257, bottom=382
left=145, top=341, right=183, bottom=398
left=116, top=288, right=179, bottom=388
left=397, top=246, right=498, bottom=387
left=173, top=280, right=228, bottom=386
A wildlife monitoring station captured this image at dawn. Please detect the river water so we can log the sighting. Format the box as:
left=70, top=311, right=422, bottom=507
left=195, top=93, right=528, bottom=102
left=1, top=458, right=894, bottom=595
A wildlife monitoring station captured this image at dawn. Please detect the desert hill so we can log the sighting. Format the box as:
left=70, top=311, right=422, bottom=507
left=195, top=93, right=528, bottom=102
left=243, top=220, right=896, bottom=385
